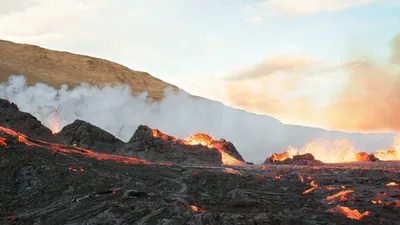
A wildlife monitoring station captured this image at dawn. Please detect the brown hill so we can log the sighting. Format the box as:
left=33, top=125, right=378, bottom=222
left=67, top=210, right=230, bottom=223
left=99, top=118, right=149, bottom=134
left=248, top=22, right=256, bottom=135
left=0, top=40, right=179, bottom=100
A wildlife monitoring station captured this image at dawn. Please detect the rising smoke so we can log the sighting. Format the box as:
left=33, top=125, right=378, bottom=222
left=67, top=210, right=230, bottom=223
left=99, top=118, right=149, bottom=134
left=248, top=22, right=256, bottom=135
left=0, top=75, right=396, bottom=163
left=225, top=33, right=400, bottom=132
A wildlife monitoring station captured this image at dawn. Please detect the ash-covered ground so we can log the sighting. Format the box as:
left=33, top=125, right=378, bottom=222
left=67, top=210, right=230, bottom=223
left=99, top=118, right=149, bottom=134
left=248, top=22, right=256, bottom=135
left=0, top=98, right=400, bottom=225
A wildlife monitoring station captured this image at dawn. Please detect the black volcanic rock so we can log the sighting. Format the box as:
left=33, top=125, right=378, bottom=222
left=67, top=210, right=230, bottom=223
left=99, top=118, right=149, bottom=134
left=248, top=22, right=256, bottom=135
left=118, top=125, right=224, bottom=165
left=55, top=119, right=124, bottom=154
left=0, top=98, right=53, bottom=140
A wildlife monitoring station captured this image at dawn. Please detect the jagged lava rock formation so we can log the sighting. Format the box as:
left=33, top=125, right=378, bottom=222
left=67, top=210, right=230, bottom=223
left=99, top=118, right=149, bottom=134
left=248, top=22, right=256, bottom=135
left=117, top=125, right=245, bottom=166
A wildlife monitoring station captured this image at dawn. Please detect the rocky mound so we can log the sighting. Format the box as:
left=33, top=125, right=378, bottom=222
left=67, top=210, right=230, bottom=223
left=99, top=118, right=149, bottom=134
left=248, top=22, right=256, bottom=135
left=118, top=125, right=222, bottom=165
left=0, top=99, right=53, bottom=140
left=265, top=153, right=324, bottom=166
left=54, top=120, right=124, bottom=154
left=118, top=125, right=245, bottom=165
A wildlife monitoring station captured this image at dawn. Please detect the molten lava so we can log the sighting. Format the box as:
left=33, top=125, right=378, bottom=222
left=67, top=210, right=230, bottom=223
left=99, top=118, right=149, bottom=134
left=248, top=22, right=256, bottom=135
left=373, top=136, right=400, bottom=160
left=328, top=206, right=370, bottom=220
left=0, top=137, right=6, bottom=146
left=151, top=128, right=243, bottom=165
left=69, top=167, right=85, bottom=173
left=270, top=135, right=400, bottom=163
left=371, top=191, right=400, bottom=208
left=48, top=110, right=61, bottom=136
left=386, top=182, right=399, bottom=187
left=0, top=126, right=170, bottom=166
left=325, top=190, right=355, bottom=204
left=188, top=205, right=207, bottom=213
left=302, top=180, right=319, bottom=195
left=280, top=140, right=374, bottom=163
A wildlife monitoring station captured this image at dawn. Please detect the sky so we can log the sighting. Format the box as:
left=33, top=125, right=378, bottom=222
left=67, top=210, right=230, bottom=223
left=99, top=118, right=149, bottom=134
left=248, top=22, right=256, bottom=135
left=1, top=0, right=400, bottom=132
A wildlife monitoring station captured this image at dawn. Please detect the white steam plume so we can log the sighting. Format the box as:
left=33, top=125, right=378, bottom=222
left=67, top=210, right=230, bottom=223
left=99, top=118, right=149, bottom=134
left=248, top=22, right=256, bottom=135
left=0, top=75, right=395, bottom=163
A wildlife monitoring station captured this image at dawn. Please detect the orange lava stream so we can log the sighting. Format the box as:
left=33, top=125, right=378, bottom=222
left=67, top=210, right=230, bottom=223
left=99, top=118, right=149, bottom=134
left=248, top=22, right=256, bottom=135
left=152, top=130, right=243, bottom=165
left=302, top=180, right=319, bottom=195
left=0, top=126, right=170, bottom=166
left=328, top=206, right=370, bottom=220
left=325, top=190, right=354, bottom=204
left=0, top=137, right=6, bottom=146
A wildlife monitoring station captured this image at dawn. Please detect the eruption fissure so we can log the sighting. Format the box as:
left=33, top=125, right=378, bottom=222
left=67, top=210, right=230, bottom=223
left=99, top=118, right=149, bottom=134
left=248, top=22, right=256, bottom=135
left=151, top=128, right=243, bottom=165
left=268, top=138, right=399, bottom=164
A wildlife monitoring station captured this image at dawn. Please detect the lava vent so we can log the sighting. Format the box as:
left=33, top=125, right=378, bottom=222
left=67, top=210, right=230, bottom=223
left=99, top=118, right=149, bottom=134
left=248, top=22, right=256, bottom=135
left=117, top=125, right=245, bottom=166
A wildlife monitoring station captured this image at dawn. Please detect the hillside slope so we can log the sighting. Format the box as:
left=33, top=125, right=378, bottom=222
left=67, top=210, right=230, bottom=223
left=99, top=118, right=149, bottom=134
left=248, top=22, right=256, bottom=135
left=0, top=40, right=178, bottom=100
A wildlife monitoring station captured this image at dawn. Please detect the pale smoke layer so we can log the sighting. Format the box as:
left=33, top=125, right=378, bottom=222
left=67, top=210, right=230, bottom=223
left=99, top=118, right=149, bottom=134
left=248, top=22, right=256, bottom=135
left=0, top=75, right=395, bottom=163
left=0, top=75, right=283, bottom=162
left=226, top=33, right=400, bottom=132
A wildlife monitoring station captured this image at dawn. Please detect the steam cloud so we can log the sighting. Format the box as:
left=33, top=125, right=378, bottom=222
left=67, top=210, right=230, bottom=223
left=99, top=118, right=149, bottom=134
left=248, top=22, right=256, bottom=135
left=226, top=33, right=400, bottom=133
left=0, top=75, right=395, bottom=163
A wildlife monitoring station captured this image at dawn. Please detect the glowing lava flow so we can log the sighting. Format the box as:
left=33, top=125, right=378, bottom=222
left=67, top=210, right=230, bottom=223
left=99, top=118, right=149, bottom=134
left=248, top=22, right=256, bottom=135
left=325, top=190, right=355, bottom=204
left=0, top=126, right=170, bottom=166
left=386, top=182, right=399, bottom=187
left=188, top=205, right=207, bottom=213
left=152, top=129, right=243, bottom=165
left=0, top=137, right=6, bottom=146
left=328, top=206, right=370, bottom=220
left=302, top=180, right=319, bottom=195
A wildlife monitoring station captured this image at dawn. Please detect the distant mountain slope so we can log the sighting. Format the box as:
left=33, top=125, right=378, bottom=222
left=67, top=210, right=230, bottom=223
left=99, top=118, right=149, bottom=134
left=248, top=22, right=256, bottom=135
left=0, top=40, right=178, bottom=100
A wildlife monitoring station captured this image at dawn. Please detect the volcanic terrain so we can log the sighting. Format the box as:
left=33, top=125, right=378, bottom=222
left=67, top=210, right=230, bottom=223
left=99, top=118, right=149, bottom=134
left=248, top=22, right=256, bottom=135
left=0, top=98, right=399, bottom=225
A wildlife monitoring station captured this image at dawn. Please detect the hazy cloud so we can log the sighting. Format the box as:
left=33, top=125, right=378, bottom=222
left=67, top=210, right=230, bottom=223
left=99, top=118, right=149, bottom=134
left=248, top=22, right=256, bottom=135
left=226, top=54, right=318, bottom=81
left=392, top=33, right=400, bottom=64
left=250, top=0, right=377, bottom=17
left=245, top=16, right=264, bottom=23
left=225, top=33, right=400, bottom=132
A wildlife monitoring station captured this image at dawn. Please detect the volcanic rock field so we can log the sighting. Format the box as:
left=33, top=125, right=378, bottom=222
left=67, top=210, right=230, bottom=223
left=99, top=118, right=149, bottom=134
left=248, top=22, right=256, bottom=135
left=0, top=98, right=399, bottom=225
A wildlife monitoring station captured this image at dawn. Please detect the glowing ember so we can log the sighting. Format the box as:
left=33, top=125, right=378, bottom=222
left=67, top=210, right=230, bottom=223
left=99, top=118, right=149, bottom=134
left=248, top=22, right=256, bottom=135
left=325, top=186, right=335, bottom=191
left=0, top=137, right=7, bottom=146
left=371, top=199, right=383, bottom=205
left=328, top=206, right=370, bottom=220
left=302, top=180, right=319, bottom=195
left=270, top=152, right=291, bottom=162
left=152, top=129, right=177, bottom=141
left=325, top=190, right=355, bottom=204
left=0, top=126, right=170, bottom=166
left=386, top=182, right=399, bottom=187
left=69, top=167, right=85, bottom=173
left=298, top=174, right=304, bottom=183
left=151, top=128, right=243, bottom=165
left=188, top=205, right=207, bottom=213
